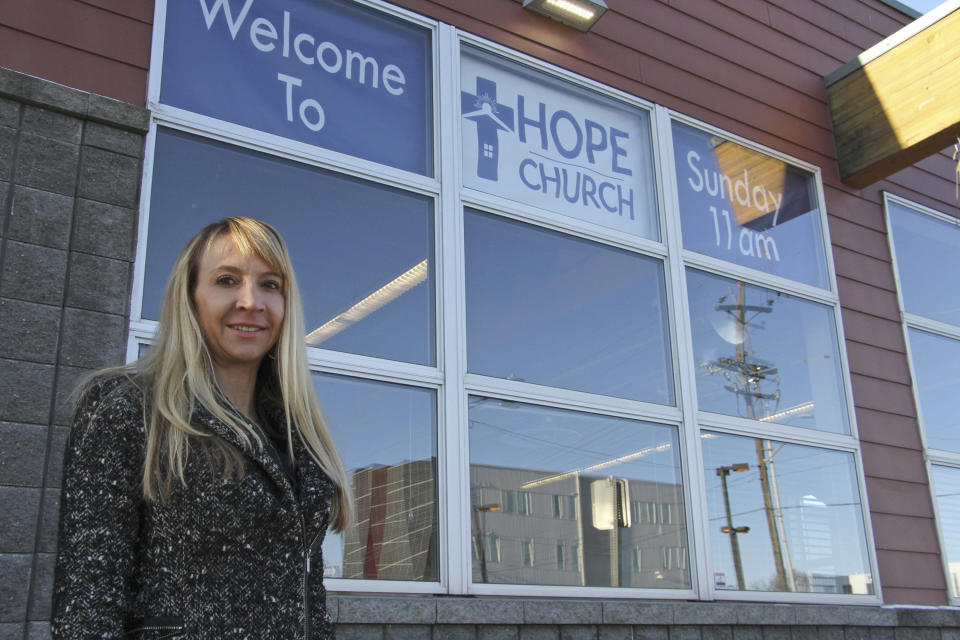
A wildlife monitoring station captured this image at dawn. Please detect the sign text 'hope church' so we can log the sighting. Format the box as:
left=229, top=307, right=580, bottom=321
left=461, top=49, right=658, bottom=239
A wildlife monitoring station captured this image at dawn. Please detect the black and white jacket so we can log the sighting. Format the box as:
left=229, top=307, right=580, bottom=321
left=51, top=376, right=336, bottom=640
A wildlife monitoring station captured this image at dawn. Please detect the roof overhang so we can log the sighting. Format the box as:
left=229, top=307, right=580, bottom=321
left=824, top=0, right=960, bottom=188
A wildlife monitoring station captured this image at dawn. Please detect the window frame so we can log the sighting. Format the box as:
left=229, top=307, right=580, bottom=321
left=884, top=192, right=960, bottom=605
left=659, top=108, right=875, bottom=604
left=129, top=0, right=880, bottom=604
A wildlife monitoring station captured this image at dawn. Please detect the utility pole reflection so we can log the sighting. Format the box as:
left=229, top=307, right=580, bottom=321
left=473, top=503, right=500, bottom=583
left=716, top=463, right=750, bottom=588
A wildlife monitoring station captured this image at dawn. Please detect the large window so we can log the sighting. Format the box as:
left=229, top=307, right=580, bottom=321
left=702, top=432, right=872, bottom=594
left=463, top=208, right=673, bottom=403
left=133, top=0, right=875, bottom=603
left=673, top=116, right=866, bottom=601
left=686, top=269, right=849, bottom=434
left=886, top=195, right=960, bottom=602
left=312, top=373, right=438, bottom=581
left=143, top=128, right=436, bottom=366
left=468, top=399, right=688, bottom=589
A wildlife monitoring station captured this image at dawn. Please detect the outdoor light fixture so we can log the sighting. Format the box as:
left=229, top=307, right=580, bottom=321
left=522, top=0, right=608, bottom=32
left=721, top=525, right=751, bottom=535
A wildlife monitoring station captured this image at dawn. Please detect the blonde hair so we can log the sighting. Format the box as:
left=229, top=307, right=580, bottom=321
left=102, top=217, right=350, bottom=531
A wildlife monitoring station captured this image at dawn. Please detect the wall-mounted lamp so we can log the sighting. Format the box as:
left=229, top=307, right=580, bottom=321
left=522, top=0, right=608, bottom=32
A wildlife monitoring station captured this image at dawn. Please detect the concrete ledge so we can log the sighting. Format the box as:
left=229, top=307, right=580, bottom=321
left=437, top=599, right=524, bottom=624
left=338, top=596, right=438, bottom=624
left=330, top=596, right=960, bottom=631
left=0, top=66, right=149, bottom=133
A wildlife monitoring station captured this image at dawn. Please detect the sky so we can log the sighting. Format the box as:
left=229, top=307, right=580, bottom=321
left=900, top=0, right=948, bottom=14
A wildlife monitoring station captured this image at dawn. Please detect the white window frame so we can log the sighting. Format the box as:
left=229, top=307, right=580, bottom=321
left=884, top=191, right=960, bottom=605
left=129, top=0, right=880, bottom=604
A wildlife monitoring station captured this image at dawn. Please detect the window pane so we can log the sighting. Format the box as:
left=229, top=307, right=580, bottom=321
left=672, top=121, right=828, bottom=288
left=888, top=201, right=960, bottom=326
left=907, top=328, right=960, bottom=453
left=161, top=0, right=433, bottom=175
left=144, top=128, right=436, bottom=366
left=465, top=209, right=675, bottom=404
left=469, top=398, right=689, bottom=588
left=461, top=46, right=659, bottom=240
left=702, top=431, right=873, bottom=594
left=687, top=268, right=850, bottom=434
left=931, top=465, right=960, bottom=598
left=312, top=373, right=438, bottom=581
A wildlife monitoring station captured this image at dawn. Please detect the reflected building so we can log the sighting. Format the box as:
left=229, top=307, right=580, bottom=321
left=338, top=458, right=688, bottom=588
left=470, top=464, right=688, bottom=589
left=341, top=459, right=438, bottom=580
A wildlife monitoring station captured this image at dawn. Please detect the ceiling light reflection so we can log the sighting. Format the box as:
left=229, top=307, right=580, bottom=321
left=305, top=259, right=428, bottom=345
left=521, top=441, right=673, bottom=489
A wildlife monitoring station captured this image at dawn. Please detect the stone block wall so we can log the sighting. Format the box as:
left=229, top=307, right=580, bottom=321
left=329, top=597, right=960, bottom=640
left=0, top=66, right=148, bottom=640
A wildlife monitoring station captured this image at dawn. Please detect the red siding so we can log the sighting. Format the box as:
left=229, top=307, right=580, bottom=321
left=0, top=0, right=152, bottom=105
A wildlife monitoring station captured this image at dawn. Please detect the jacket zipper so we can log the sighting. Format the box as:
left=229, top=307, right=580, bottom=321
left=125, top=624, right=185, bottom=637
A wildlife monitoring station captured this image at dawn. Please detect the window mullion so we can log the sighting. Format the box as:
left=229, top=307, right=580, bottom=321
left=437, top=22, right=470, bottom=595
left=655, top=104, right=714, bottom=601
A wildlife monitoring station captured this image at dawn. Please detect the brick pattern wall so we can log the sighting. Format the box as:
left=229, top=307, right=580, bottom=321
left=0, top=66, right=148, bottom=640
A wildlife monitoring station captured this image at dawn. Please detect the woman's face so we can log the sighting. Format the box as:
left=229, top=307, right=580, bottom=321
left=193, top=235, right=285, bottom=380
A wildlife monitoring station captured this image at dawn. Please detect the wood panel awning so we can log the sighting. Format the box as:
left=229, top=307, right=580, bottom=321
left=825, top=1, right=960, bottom=188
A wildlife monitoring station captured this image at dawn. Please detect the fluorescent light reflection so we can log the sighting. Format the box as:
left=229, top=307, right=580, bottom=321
left=758, top=401, right=814, bottom=423
left=522, top=441, right=673, bottom=489
left=305, top=259, right=428, bottom=345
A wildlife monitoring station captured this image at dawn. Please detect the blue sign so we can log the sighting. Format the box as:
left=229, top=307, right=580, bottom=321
left=461, top=48, right=658, bottom=240
left=672, top=122, right=828, bottom=288
left=161, top=0, right=433, bottom=175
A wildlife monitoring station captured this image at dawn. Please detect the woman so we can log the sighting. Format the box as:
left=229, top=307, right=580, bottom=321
left=52, top=217, right=351, bottom=639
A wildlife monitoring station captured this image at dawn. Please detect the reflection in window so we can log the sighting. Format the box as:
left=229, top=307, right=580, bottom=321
left=888, top=201, right=960, bottom=327
left=465, top=209, right=674, bottom=404
left=488, top=535, right=502, bottom=563
left=931, top=466, right=960, bottom=598
left=522, top=539, right=536, bottom=567
left=907, top=328, right=960, bottom=453
left=312, top=373, right=438, bottom=581
left=144, top=128, right=436, bottom=366
left=702, top=431, right=873, bottom=594
left=553, top=494, right=576, bottom=519
left=469, top=398, right=689, bottom=588
left=660, top=546, right=687, bottom=571
left=672, top=121, right=827, bottom=288
left=687, top=268, right=849, bottom=434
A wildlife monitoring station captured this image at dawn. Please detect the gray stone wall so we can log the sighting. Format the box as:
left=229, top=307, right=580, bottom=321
left=0, top=66, right=148, bottom=640
left=329, top=597, right=960, bottom=640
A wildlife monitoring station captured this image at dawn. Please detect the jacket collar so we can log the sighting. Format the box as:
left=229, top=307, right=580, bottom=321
left=191, top=398, right=297, bottom=507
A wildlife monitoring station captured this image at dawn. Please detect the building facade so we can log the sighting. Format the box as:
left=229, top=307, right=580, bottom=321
left=3, top=0, right=960, bottom=638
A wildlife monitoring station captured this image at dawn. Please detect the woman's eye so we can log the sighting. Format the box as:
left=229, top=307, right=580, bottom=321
left=216, top=275, right=237, bottom=286
left=262, top=280, right=282, bottom=291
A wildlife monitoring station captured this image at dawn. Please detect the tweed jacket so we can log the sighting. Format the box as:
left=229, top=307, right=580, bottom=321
left=51, top=375, right=336, bottom=640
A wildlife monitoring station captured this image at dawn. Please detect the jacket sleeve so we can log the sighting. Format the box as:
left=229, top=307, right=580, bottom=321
left=51, top=377, right=146, bottom=640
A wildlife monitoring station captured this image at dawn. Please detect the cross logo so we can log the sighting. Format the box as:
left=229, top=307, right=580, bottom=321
left=462, top=77, right=515, bottom=181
